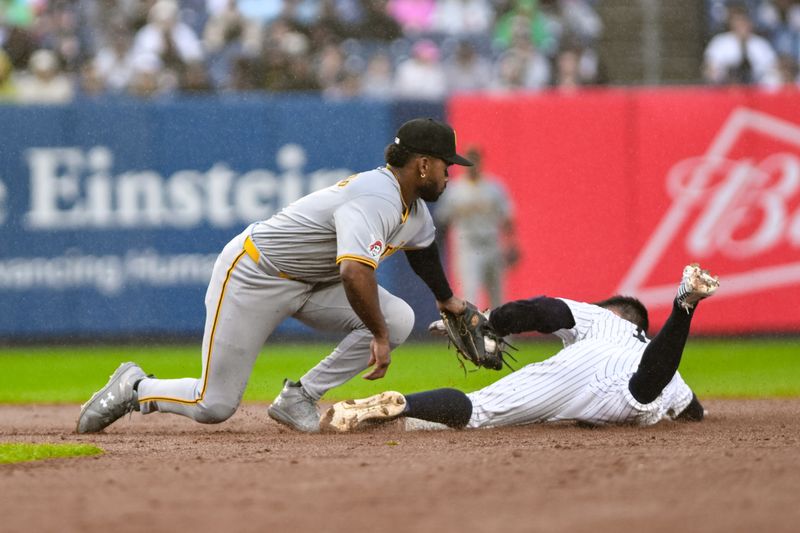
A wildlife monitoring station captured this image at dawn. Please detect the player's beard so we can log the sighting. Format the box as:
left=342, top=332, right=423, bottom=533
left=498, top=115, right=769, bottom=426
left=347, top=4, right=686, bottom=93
left=419, top=179, right=445, bottom=202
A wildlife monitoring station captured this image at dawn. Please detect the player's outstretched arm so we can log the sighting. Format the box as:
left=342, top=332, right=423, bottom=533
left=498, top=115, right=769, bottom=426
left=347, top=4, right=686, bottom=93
left=489, top=296, right=576, bottom=337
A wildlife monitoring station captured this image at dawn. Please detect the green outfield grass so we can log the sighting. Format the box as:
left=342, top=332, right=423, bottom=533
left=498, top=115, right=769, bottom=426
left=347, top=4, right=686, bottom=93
left=0, top=338, right=798, bottom=404
left=0, top=443, right=103, bottom=464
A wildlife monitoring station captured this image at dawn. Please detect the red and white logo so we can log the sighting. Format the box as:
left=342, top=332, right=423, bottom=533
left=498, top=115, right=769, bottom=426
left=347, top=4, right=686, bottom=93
left=617, top=107, right=800, bottom=308
left=368, top=239, right=384, bottom=258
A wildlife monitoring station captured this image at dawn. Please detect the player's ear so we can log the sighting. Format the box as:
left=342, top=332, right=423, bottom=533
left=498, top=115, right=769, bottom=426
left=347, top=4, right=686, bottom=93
left=416, top=155, right=429, bottom=179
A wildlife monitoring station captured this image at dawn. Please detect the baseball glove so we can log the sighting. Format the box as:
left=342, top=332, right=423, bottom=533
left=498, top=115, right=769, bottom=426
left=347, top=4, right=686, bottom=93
left=429, top=302, right=515, bottom=371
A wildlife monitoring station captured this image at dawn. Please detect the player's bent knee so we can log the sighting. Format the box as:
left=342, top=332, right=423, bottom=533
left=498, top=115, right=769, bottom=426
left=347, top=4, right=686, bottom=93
left=194, top=400, right=238, bottom=424
left=385, top=299, right=415, bottom=346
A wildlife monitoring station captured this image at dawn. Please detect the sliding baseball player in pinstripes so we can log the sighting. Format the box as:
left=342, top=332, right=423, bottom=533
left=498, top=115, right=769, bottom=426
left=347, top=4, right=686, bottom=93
left=323, top=264, right=720, bottom=432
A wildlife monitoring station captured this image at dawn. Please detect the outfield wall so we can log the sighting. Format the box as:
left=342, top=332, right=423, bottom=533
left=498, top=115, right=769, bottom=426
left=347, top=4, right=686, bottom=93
left=1, top=89, right=798, bottom=340
left=448, top=87, right=800, bottom=334
left=0, top=98, right=444, bottom=340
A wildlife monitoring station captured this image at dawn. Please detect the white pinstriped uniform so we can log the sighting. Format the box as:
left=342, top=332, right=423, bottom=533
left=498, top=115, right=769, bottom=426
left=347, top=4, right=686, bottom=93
left=466, top=299, right=694, bottom=428
left=136, top=168, right=434, bottom=421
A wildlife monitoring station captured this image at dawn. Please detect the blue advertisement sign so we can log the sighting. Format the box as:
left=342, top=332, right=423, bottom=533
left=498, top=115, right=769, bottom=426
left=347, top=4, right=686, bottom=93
left=0, top=97, right=443, bottom=340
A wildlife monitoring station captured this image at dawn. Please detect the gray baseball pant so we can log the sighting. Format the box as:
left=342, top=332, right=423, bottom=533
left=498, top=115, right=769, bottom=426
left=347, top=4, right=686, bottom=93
left=136, top=225, right=415, bottom=423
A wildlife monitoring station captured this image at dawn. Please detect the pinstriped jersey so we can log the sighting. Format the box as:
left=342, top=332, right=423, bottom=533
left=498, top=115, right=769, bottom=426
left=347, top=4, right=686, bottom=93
left=552, top=299, right=693, bottom=424
left=553, top=299, right=649, bottom=349
left=467, top=298, right=694, bottom=428
left=250, top=167, right=435, bottom=283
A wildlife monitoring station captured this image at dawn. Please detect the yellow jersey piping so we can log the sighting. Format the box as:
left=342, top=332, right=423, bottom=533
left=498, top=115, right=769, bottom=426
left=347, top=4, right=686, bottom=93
left=386, top=165, right=410, bottom=224
left=138, top=248, right=247, bottom=405
left=336, top=254, right=378, bottom=269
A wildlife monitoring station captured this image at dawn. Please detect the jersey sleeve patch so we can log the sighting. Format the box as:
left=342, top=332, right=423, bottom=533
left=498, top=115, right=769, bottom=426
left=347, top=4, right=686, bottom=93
left=368, top=239, right=384, bottom=258
left=333, top=194, right=397, bottom=268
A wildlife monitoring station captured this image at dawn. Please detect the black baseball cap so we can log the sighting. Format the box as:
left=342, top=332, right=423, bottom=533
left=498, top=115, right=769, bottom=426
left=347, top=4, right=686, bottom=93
left=394, top=118, right=473, bottom=166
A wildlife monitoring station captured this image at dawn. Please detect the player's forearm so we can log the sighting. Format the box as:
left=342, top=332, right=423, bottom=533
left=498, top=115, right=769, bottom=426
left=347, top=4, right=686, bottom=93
left=404, top=243, right=453, bottom=302
left=489, top=296, right=576, bottom=336
left=340, top=260, right=389, bottom=340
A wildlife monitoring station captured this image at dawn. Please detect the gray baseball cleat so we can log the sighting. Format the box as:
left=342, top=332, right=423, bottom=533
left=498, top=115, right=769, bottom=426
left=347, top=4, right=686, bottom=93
left=320, top=391, right=406, bottom=433
left=676, top=263, right=720, bottom=313
left=76, top=362, right=147, bottom=434
left=268, top=379, right=320, bottom=433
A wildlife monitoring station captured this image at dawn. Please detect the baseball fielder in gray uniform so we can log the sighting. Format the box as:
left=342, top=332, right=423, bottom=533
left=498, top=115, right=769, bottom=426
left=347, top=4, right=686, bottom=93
left=76, top=118, right=472, bottom=434
left=323, top=264, right=719, bottom=432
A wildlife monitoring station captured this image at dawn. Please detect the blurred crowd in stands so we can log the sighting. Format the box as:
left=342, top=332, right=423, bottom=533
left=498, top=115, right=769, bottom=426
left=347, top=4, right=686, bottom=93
left=1, top=0, right=800, bottom=104
left=704, top=0, right=800, bottom=87
left=0, top=0, right=604, bottom=103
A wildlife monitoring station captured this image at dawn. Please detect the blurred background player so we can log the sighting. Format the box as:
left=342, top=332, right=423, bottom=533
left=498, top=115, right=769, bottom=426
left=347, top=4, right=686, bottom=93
left=435, top=146, right=520, bottom=310
left=322, top=263, right=719, bottom=432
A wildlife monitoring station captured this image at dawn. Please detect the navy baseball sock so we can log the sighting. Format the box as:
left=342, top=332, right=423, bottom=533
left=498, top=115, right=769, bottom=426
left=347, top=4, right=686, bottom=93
left=628, top=300, right=695, bottom=404
left=403, top=388, right=472, bottom=428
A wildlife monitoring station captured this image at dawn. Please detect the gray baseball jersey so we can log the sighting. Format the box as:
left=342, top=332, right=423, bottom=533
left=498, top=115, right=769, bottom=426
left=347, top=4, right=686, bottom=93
left=136, top=167, right=429, bottom=419
left=251, top=167, right=435, bottom=281
left=466, top=299, right=695, bottom=428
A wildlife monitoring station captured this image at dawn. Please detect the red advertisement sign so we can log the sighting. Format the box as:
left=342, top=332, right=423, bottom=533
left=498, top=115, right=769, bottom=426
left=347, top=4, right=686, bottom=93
left=448, top=88, right=800, bottom=334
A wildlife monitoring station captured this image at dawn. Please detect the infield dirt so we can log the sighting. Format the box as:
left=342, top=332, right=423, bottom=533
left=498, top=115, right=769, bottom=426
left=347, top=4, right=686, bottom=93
left=1, top=399, right=798, bottom=533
